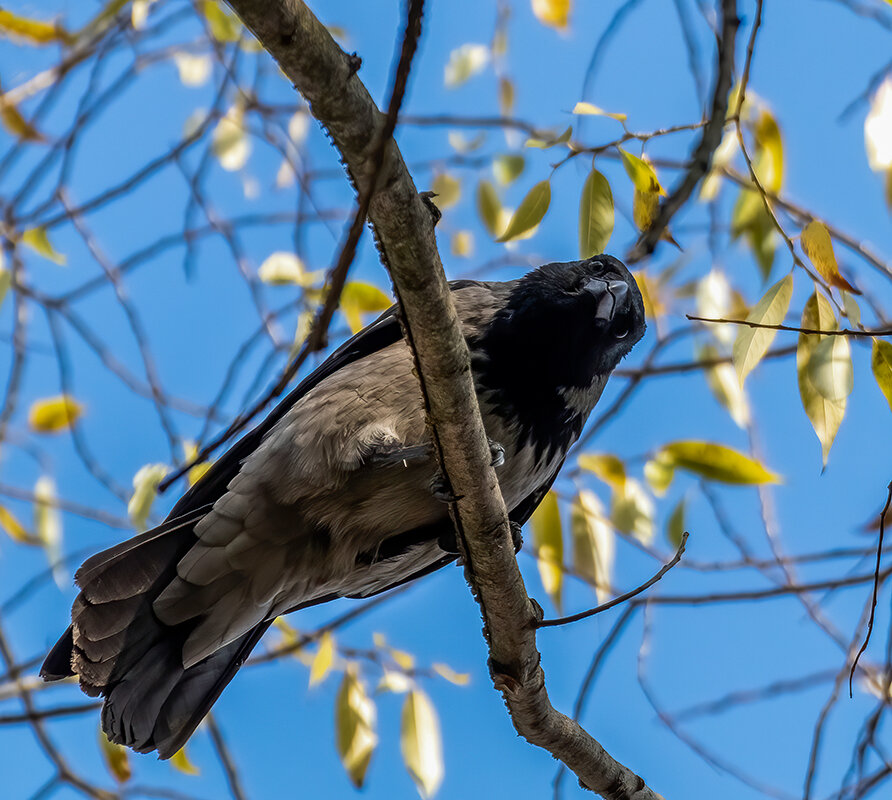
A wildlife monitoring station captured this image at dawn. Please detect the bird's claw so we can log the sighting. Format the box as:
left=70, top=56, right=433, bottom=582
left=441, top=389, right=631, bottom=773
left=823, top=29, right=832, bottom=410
left=489, top=439, right=506, bottom=468
left=509, top=521, right=523, bottom=553
left=429, top=472, right=462, bottom=504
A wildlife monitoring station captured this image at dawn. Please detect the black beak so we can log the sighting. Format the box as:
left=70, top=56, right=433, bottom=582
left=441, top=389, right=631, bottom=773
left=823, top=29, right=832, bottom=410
left=584, top=278, right=629, bottom=322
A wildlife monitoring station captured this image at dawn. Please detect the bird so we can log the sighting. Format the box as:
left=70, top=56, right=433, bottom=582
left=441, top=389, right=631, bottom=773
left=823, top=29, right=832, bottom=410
left=40, top=254, right=646, bottom=759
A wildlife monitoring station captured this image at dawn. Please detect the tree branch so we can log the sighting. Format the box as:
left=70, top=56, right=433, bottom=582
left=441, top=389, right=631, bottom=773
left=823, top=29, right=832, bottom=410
left=224, top=0, right=662, bottom=797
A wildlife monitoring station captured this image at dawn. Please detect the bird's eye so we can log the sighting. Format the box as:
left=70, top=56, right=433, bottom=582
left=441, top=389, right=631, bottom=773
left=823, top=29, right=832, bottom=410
left=614, top=327, right=629, bottom=340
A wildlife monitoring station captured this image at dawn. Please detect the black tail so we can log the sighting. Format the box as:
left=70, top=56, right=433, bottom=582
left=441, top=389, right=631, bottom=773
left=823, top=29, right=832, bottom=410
left=40, top=508, right=272, bottom=758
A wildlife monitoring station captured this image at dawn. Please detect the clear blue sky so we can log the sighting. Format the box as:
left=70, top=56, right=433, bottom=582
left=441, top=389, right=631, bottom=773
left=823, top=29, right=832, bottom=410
left=0, top=1, right=891, bottom=799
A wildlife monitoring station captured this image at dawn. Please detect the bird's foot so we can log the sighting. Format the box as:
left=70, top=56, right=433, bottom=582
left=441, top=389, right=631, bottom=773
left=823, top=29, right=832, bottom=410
left=509, top=521, right=523, bottom=553
left=488, top=438, right=506, bottom=468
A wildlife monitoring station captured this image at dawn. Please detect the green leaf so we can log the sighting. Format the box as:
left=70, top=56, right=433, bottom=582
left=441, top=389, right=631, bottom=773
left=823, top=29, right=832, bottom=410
left=658, top=441, right=780, bottom=484
left=618, top=148, right=665, bottom=195
left=400, top=690, right=444, bottom=799
left=732, top=274, right=793, bottom=385
left=201, top=0, right=241, bottom=41
left=666, top=496, right=686, bottom=549
left=525, top=125, right=572, bottom=149
left=797, top=292, right=851, bottom=464
left=496, top=179, right=550, bottom=242
left=578, top=169, right=614, bottom=258
left=493, top=154, right=525, bottom=185
left=577, top=453, right=625, bottom=489
left=476, top=180, right=501, bottom=237
left=871, top=339, right=892, bottom=413
left=336, top=667, right=377, bottom=788
left=22, top=227, right=66, bottom=265
left=128, top=463, right=169, bottom=531
left=340, top=282, right=391, bottom=334
left=570, top=490, right=614, bottom=604
left=530, top=490, right=563, bottom=611
left=643, top=457, right=674, bottom=496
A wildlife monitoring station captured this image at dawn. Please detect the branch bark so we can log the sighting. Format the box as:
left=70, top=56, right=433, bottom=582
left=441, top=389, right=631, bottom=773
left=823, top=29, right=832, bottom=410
left=225, top=1, right=663, bottom=797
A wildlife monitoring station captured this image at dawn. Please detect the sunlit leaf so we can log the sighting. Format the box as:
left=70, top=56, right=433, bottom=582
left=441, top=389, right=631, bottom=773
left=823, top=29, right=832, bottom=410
left=797, top=293, right=851, bottom=464
left=493, top=154, right=525, bottom=185
left=872, top=339, right=892, bottom=413
left=258, top=252, right=315, bottom=286
left=631, top=269, right=662, bottom=319
left=444, top=43, right=489, bottom=88
left=0, top=94, right=43, bottom=141
left=499, top=77, right=514, bottom=116
left=532, top=0, right=571, bottom=30
left=619, top=148, right=665, bottom=195
left=430, top=173, right=461, bottom=210
left=496, top=180, right=550, bottom=242
left=732, top=274, right=793, bottom=385
left=643, top=457, right=674, bottom=496
left=390, top=648, right=415, bottom=671
left=29, top=395, right=82, bottom=432
left=35, top=476, right=64, bottom=586
left=699, top=345, right=750, bottom=428
left=131, top=0, right=157, bottom=29
left=336, top=667, right=377, bottom=788
left=340, top=282, right=392, bottom=334
left=801, top=220, right=858, bottom=293
left=578, top=169, right=614, bottom=258
left=865, top=77, right=892, bottom=172
left=173, top=52, right=212, bottom=87
left=696, top=270, right=734, bottom=344
left=476, top=180, right=501, bottom=236
left=170, top=745, right=200, bottom=776
left=571, top=102, right=626, bottom=121
left=202, top=0, right=241, bottom=42
left=611, top=479, right=654, bottom=544
left=666, top=496, right=686, bottom=549
left=378, top=669, right=413, bottom=694
left=128, top=463, right=169, bottom=531
left=571, top=490, right=614, bottom=603
left=0, top=505, right=31, bottom=543
left=450, top=230, right=474, bottom=258
left=577, top=453, right=625, bottom=489
left=447, top=131, right=485, bottom=153
left=842, top=291, right=861, bottom=327
left=183, top=440, right=212, bottom=486
left=432, top=663, right=470, bottom=686
left=699, top=129, right=737, bottom=201
left=633, top=188, right=660, bottom=232
left=22, top=227, right=66, bottom=265
left=309, top=631, right=335, bottom=687
left=531, top=490, right=562, bottom=611
left=524, top=125, right=572, bottom=149
left=400, top=690, right=444, bottom=799
left=99, top=729, right=131, bottom=783
left=658, top=441, right=780, bottom=484
left=0, top=10, right=72, bottom=45
left=753, top=110, right=783, bottom=193
left=212, top=106, right=250, bottom=171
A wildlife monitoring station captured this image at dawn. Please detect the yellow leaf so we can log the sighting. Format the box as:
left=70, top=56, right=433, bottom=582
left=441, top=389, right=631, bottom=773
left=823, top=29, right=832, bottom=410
left=450, top=230, right=473, bottom=258
left=182, top=441, right=212, bottom=487
left=476, top=180, right=501, bottom=237
left=498, top=77, right=514, bottom=116
left=400, top=690, right=444, bottom=799
left=666, top=496, right=686, bottom=549
left=258, top=252, right=313, bottom=286
left=753, top=110, right=783, bottom=194
left=29, top=395, right=82, bottom=432
left=732, top=274, right=793, bottom=385
left=699, top=345, right=750, bottom=428
left=0, top=95, right=43, bottom=141
left=0, top=505, right=31, bottom=543
left=872, top=339, right=892, bottom=413
left=571, top=102, right=626, bottom=122
left=570, top=490, right=613, bottom=604
left=530, top=490, right=562, bottom=611
left=492, top=154, right=525, bottom=186
left=619, top=148, right=665, bottom=195
left=532, top=0, right=571, bottom=30
left=212, top=106, right=250, bottom=171
left=578, top=169, right=614, bottom=258
left=170, top=745, right=200, bottom=776
left=610, top=479, right=654, bottom=544
left=633, top=188, right=659, bottom=232
left=0, top=267, right=10, bottom=310
left=201, top=0, right=241, bottom=41
left=22, top=227, right=66, bottom=265
left=865, top=77, right=892, bottom=172
left=432, top=663, right=470, bottom=686
left=797, top=292, right=851, bottom=464
left=643, top=457, right=674, bottom=496
left=631, top=269, right=662, bottom=319
left=0, top=10, right=72, bottom=45
left=99, top=728, right=131, bottom=783
left=496, top=179, right=550, bottom=242
left=128, top=463, right=169, bottom=531
left=658, top=440, right=780, bottom=484
left=577, top=453, right=625, bottom=489
left=340, top=282, right=392, bottom=334
left=309, top=631, right=335, bottom=687
left=336, top=668, right=377, bottom=788
left=378, top=669, right=413, bottom=694
left=443, top=43, right=489, bottom=88
left=430, top=173, right=461, bottom=210
left=801, top=220, right=858, bottom=293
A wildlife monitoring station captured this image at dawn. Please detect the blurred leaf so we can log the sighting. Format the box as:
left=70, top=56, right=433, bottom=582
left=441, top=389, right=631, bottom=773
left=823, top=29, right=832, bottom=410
left=128, top=463, right=169, bottom=531
left=173, top=52, right=212, bottom=87
left=378, top=669, right=413, bottom=694
left=753, top=110, right=783, bottom=193
left=797, top=292, right=851, bottom=464
left=0, top=267, right=9, bottom=310
left=0, top=94, right=43, bottom=141
left=212, top=106, right=250, bottom=171
left=401, top=690, right=444, bottom=799
left=577, top=453, right=625, bottom=489
left=699, top=345, right=750, bottom=428
left=496, top=180, right=550, bottom=242
left=29, top=395, right=82, bottom=432
left=22, top=227, right=66, bottom=265
left=309, top=631, right=336, bottom=687
left=865, top=77, right=892, bottom=172
left=842, top=291, right=861, bottom=327
left=183, top=440, right=212, bottom=486
left=611, top=479, right=654, bottom=544
left=131, top=0, right=157, bottom=29
left=390, top=648, right=415, bottom=671
left=258, top=252, right=316, bottom=286
left=732, top=274, right=793, bottom=385
left=872, top=339, right=892, bottom=413
left=336, top=667, right=377, bottom=788
left=0, top=10, right=72, bottom=45
left=498, top=77, right=514, bottom=116
left=530, top=490, right=563, bottom=611
left=450, top=230, right=473, bottom=258
left=525, top=125, right=572, bottom=149
left=430, top=173, right=461, bottom=210
left=493, top=154, right=525, bottom=185
left=202, top=0, right=241, bottom=41
left=170, top=745, right=200, bottom=776
left=432, top=663, right=470, bottom=686
left=571, top=490, right=614, bottom=603
left=35, top=476, right=64, bottom=586
left=341, top=282, right=391, bottom=334
left=447, top=131, right=485, bottom=153
left=444, top=43, right=489, bottom=88
left=699, top=130, right=737, bottom=201
left=696, top=270, right=734, bottom=344
left=643, top=457, right=674, bottom=496
left=666, top=496, right=686, bottom=549
left=658, top=441, right=780, bottom=484
left=578, top=169, right=614, bottom=258
left=631, top=269, right=662, bottom=319
left=886, top=167, right=892, bottom=212
left=571, top=102, right=626, bottom=121
left=619, top=148, right=665, bottom=195
left=532, top=0, right=571, bottom=30
left=99, top=729, right=131, bottom=783
left=801, top=220, right=858, bottom=293
left=0, top=505, right=31, bottom=543
left=633, top=188, right=659, bottom=232
left=476, top=180, right=501, bottom=237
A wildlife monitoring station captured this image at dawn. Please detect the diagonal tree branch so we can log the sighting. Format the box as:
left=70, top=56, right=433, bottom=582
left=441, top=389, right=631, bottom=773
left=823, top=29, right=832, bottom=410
left=224, top=0, right=662, bottom=797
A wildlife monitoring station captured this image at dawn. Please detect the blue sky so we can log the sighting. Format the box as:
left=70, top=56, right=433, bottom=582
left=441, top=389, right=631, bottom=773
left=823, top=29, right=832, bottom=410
left=0, top=1, right=891, bottom=799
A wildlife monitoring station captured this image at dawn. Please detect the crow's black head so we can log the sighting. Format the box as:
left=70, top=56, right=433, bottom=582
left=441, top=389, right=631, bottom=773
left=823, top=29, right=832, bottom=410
left=473, top=255, right=646, bottom=460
